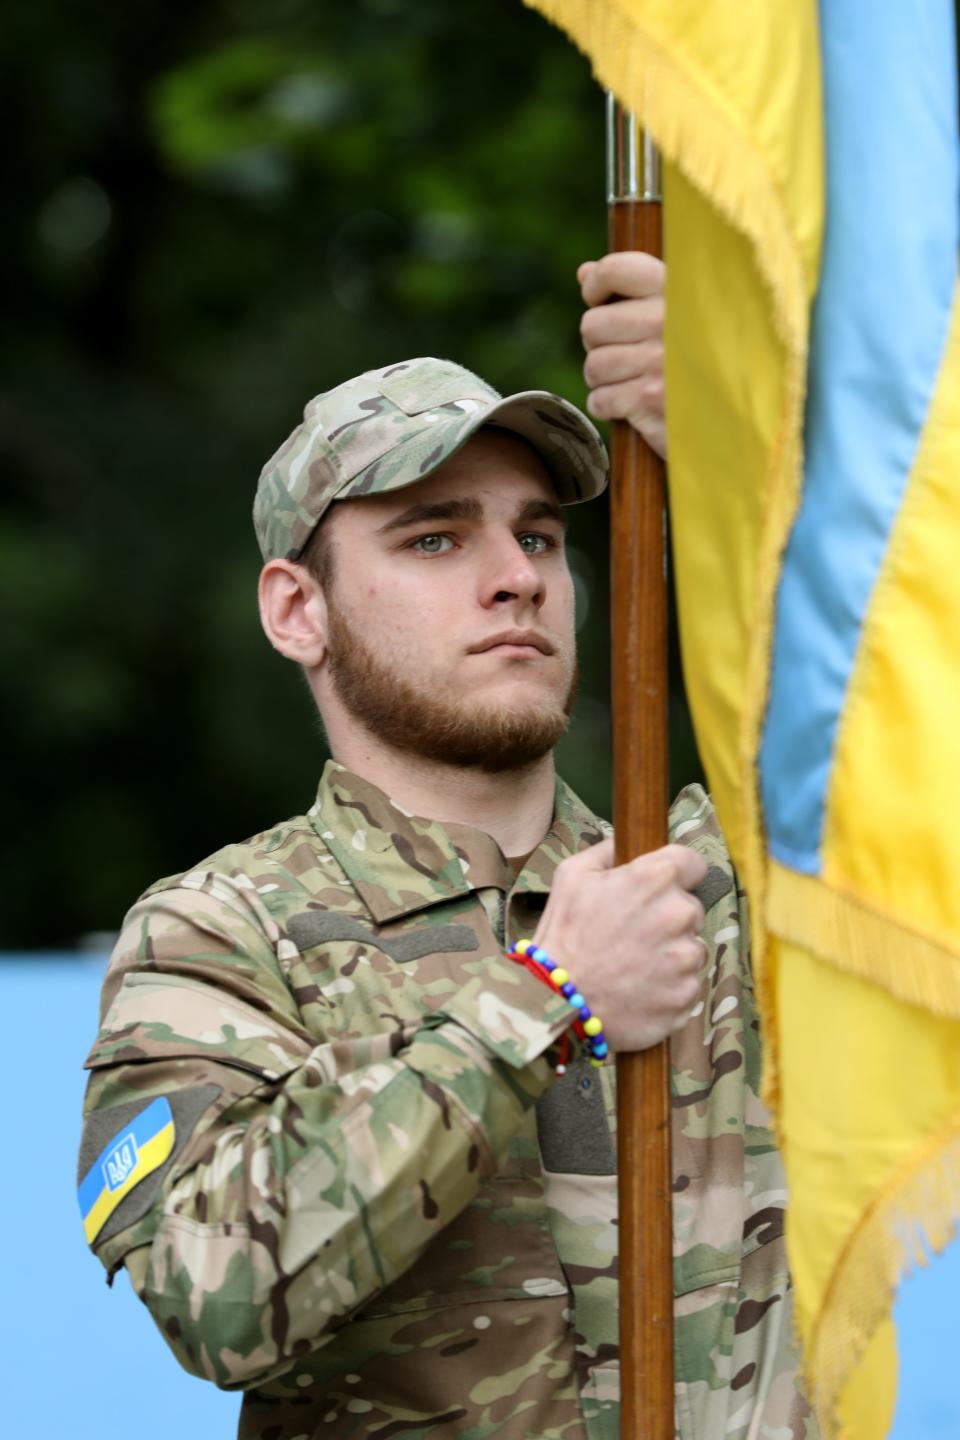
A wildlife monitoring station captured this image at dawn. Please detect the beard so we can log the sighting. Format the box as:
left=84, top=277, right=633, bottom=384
left=325, top=597, right=577, bottom=774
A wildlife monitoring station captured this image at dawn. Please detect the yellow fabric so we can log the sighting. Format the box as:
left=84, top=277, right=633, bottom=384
left=523, top=2, right=960, bottom=1435
left=823, top=282, right=960, bottom=971
left=662, top=166, right=782, bottom=873
left=837, top=1322, right=897, bottom=1440
left=775, top=937, right=960, bottom=1431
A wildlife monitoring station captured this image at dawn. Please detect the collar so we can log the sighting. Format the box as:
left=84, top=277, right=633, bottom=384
left=308, top=760, right=607, bottom=923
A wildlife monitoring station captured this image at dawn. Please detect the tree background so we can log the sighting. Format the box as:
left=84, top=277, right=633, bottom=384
left=2, top=0, right=700, bottom=949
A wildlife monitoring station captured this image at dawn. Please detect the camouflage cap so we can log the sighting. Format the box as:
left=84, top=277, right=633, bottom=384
left=253, top=356, right=609, bottom=561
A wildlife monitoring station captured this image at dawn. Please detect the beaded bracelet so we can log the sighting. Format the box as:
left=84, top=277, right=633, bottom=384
left=507, top=938, right=609, bottom=1074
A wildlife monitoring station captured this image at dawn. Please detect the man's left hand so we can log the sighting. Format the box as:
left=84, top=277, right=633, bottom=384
left=578, top=252, right=666, bottom=460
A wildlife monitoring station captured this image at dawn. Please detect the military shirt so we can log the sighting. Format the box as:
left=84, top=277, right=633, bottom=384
left=79, top=762, right=817, bottom=1440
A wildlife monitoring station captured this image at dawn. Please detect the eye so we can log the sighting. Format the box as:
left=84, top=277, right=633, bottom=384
left=517, top=533, right=556, bottom=556
left=411, top=533, right=454, bottom=555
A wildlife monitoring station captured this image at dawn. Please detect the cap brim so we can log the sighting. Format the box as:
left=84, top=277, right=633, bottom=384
left=339, top=389, right=608, bottom=508
left=471, top=391, right=608, bottom=503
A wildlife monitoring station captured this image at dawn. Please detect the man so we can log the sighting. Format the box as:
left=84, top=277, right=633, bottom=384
left=78, top=256, right=815, bottom=1439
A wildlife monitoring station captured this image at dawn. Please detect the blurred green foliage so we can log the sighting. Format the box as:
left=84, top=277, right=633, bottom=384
left=2, top=0, right=700, bottom=947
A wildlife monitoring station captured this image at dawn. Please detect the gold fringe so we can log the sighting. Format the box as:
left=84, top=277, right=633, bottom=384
left=808, top=1117, right=960, bottom=1438
left=768, top=862, right=960, bottom=1019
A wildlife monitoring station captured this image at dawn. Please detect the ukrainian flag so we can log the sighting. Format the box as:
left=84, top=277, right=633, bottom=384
left=528, top=2, right=960, bottom=1435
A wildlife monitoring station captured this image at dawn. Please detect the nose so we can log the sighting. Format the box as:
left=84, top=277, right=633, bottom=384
left=479, top=533, right=545, bottom=611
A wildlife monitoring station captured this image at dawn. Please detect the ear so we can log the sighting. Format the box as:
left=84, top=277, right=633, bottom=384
left=258, top=559, right=329, bottom=668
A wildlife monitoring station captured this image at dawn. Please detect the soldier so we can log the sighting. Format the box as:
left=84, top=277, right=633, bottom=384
left=78, top=256, right=817, bottom=1439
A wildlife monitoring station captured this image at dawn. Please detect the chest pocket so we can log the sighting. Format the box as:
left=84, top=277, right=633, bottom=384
left=363, top=1108, right=568, bottom=1319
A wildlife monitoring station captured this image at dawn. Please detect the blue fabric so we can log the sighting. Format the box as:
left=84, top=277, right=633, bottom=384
left=890, top=1234, right=960, bottom=1437
left=760, top=0, right=959, bottom=872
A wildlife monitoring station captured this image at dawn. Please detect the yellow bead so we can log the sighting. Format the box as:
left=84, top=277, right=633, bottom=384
left=583, top=1017, right=603, bottom=1037
left=551, top=967, right=569, bottom=986
left=515, top=939, right=532, bottom=956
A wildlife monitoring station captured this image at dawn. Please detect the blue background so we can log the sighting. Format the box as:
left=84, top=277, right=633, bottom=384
left=4, top=952, right=955, bottom=1438
left=5, top=955, right=237, bottom=1438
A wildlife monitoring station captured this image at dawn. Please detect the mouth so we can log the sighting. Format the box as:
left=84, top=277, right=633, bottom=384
left=468, top=629, right=556, bottom=657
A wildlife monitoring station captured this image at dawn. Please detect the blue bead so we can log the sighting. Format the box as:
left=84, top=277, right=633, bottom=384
left=569, top=992, right=585, bottom=1009
left=560, top=981, right=576, bottom=999
left=578, top=1006, right=592, bottom=1021
left=530, top=946, right=548, bottom=965
left=591, top=1040, right=608, bottom=1058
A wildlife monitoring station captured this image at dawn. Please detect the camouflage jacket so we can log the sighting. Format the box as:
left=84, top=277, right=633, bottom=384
left=79, top=763, right=816, bottom=1440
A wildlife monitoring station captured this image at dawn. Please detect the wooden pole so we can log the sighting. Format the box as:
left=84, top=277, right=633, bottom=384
left=606, top=97, right=672, bottom=1440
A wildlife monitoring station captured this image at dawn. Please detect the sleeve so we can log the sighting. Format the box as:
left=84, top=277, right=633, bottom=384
left=668, top=797, right=819, bottom=1438
left=78, top=879, right=572, bottom=1390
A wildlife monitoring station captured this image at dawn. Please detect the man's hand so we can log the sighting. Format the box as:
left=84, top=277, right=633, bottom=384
left=532, top=838, right=707, bottom=1053
left=578, top=251, right=666, bottom=459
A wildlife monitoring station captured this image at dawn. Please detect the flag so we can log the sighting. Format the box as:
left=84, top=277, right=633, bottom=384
left=526, top=2, right=960, bottom=1435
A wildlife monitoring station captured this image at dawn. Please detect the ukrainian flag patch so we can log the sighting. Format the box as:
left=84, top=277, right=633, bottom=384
left=78, top=1096, right=175, bottom=1244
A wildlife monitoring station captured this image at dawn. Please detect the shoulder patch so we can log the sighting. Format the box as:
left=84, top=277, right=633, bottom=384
left=77, top=1085, right=219, bottom=1247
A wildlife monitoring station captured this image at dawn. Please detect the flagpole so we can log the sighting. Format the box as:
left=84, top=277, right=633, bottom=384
left=606, top=96, right=673, bottom=1440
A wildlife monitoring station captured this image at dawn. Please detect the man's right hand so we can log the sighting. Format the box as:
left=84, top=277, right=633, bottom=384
left=531, top=838, right=708, bottom=1053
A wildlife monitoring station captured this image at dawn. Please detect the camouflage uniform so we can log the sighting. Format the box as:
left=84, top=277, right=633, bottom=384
left=79, top=763, right=816, bottom=1440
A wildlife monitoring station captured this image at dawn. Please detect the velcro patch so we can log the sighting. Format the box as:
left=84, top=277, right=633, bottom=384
left=693, top=863, right=734, bottom=912
left=287, top=911, right=479, bottom=962
left=377, top=362, right=494, bottom=417
left=537, top=1060, right=616, bottom=1175
left=78, top=1096, right=174, bottom=1244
